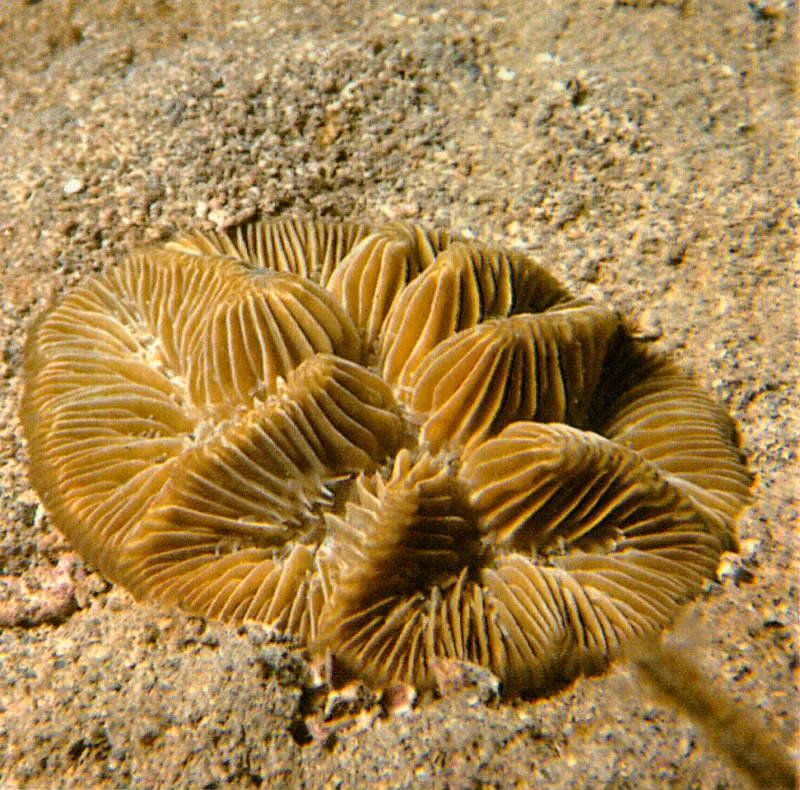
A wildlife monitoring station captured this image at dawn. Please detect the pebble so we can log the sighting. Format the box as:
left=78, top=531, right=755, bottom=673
left=63, top=178, right=85, bottom=195
left=716, top=552, right=754, bottom=585
left=635, top=308, right=663, bottom=340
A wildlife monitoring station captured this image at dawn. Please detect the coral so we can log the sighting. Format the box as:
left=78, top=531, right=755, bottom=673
left=21, top=218, right=751, bottom=696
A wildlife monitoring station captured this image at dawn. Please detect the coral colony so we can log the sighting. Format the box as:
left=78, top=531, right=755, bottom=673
left=22, top=219, right=750, bottom=696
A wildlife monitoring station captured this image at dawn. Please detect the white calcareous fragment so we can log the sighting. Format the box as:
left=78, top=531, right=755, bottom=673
left=63, top=178, right=85, bottom=196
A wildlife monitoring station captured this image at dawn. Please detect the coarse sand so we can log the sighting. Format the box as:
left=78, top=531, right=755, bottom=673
left=0, top=1, right=796, bottom=787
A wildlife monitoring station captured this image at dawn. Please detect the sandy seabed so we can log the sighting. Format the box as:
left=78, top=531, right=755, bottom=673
left=0, top=1, right=796, bottom=787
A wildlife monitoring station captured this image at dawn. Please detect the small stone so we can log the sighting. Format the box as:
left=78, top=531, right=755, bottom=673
left=634, top=308, right=662, bottom=340
left=716, top=552, right=754, bottom=585
left=379, top=200, right=418, bottom=220
left=431, top=658, right=500, bottom=702
left=323, top=679, right=376, bottom=721
left=207, top=208, right=229, bottom=226
left=382, top=682, right=417, bottom=716
left=63, top=178, right=85, bottom=196
left=739, top=538, right=760, bottom=561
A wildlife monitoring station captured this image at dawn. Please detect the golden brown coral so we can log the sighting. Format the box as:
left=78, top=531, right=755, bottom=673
left=21, top=218, right=751, bottom=698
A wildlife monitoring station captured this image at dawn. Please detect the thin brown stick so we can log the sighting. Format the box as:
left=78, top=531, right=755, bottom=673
left=628, top=635, right=797, bottom=790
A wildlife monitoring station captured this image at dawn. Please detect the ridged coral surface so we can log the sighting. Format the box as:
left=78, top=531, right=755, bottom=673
left=21, top=219, right=751, bottom=696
